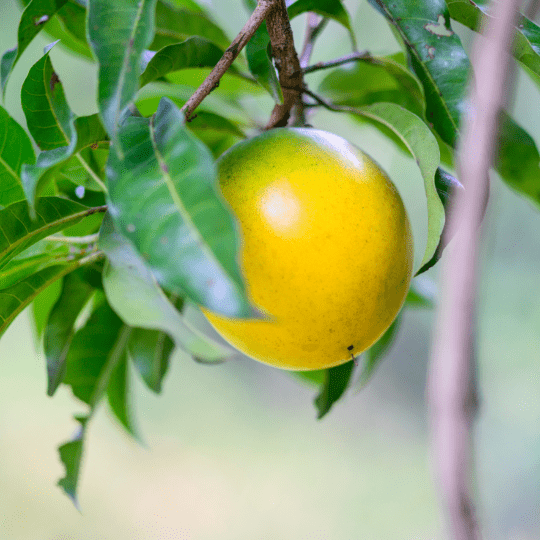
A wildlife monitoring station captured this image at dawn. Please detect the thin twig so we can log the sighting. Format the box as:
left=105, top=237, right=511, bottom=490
left=181, top=0, right=276, bottom=120
left=303, top=51, right=372, bottom=74
left=47, top=233, right=99, bottom=244
left=299, top=14, right=329, bottom=69
left=264, top=0, right=305, bottom=129
left=428, top=1, right=521, bottom=540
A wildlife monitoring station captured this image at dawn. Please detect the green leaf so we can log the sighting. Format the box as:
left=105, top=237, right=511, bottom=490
left=358, top=315, right=401, bottom=389
left=21, top=44, right=73, bottom=151
left=57, top=414, right=88, bottom=508
left=0, top=240, right=69, bottom=289
left=447, top=0, right=540, bottom=83
left=0, top=0, right=68, bottom=93
left=0, top=197, right=94, bottom=270
left=45, top=267, right=97, bottom=396
left=0, top=257, right=100, bottom=339
left=140, top=37, right=227, bottom=88
left=31, top=275, right=62, bottom=339
left=494, top=112, right=540, bottom=208
left=416, top=167, right=464, bottom=275
left=368, top=0, right=469, bottom=147
left=314, top=360, right=355, bottom=419
left=127, top=327, right=174, bottom=393
left=99, top=213, right=234, bottom=362
left=21, top=114, right=108, bottom=212
left=63, top=299, right=127, bottom=406
left=48, top=0, right=93, bottom=59
left=288, top=0, right=356, bottom=49
left=151, top=0, right=230, bottom=51
left=353, top=103, right=443, bottom=270
left=107, top=349, right=140, bottom=439
left=88, top=0, right=157, bottom=158
left=0, top=105, right=35, bottom=208
left=245, top=11, right=283, bottom=103
left=106, top=97, right=259, bottom=318
left=317, top=53, right=425, bottom=117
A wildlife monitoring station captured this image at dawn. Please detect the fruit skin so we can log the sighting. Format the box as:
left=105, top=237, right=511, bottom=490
left=201, top=128, right=413, bottom=370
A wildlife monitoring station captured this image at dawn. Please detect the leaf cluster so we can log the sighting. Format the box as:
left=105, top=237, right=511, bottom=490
left=1, top=0, right=540, bottom=504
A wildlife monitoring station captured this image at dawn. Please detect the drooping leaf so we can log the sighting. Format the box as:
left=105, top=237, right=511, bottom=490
left=0, top=105, right=35, bottom=207
left=352, top=103, right=443, bottom=270
left=288, top=0, right=357, bottom=49
left=63, top=299, right=127, bottom=406
left=48, top=0, right=93, bottom=59
left=140, top=37, right=227, bottom=87
left=317, top=53, right=425, bottom=117
left=151, top=0, right=230, bottom=51
left=368, top=0, right=470, bottom=147
left=314, top=360, right=355, bottom=419
left=494, top=112, right=540, bottom=209
left=57, top=414, right=88, bottom=508
left=106, top=97, right=259, bottom=318
left=0, top=197, right=97, bottom=270
left=358, top=315, right=401, bottom=389
left=87, top=0, right=157, bottom=158
left=31, top=276, right=62, bottom=339
left=99, top=213, right=234, bottom=362
left=0, top=255, right=101, bottom=339
left=0, top=241, right=69, bottom=289
left=21, top=44, right=73, bottom=151
left=0, top=0, right=68, bottom=93
left=44, top=267, right=98, bottom=396
left=416, top=167, right=464, bottom=275
left=127, top=327, right=174, bottom=393
left=21, top=114, right=108, bottom=212
left=107, top=348, right=140, bottom=439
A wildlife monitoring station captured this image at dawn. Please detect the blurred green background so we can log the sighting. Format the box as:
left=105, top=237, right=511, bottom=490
left=0, top=1, right=539, bottom=539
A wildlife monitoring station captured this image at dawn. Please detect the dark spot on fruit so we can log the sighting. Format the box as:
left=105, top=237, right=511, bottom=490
left=347, top=344, right=354, bottom=351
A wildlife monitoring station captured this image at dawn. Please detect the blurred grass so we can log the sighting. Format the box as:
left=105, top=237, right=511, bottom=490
left=0, top=1, right=539, bottom=539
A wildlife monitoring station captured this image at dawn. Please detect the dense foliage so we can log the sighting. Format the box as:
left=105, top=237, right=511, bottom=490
left=0, top=0, right=539, bottom=504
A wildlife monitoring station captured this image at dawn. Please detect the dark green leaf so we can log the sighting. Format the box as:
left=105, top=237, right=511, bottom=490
left=494, top=112, right=540, bottom=209
left=21, top=45, right=73, bottom=151
left=0, top=197, right=92, bottom=268
left=106, top=97, right=259, bottom=318
left=0, top=256, right=100, bottom=339
left=314, top=360, right=355, bottom=419
left=0, top=0, right=68, bottom=93
left=140, top=37, right=227, bottom=87
left=317, top=53, right=425, bottom=117
left=107, top=346, right=140, bottom=439
left=358, top=315, right=401, bottom=389
left=245, top=15, right=283, bottom=103
left=151, top=0, right=230, bottom=51
left=0, top=241, right=69, bottom=289
left=368, top=0, right=469, bottom=147
left=88, top=0, right=157, bottom=158
left=447, top=0, right=540, bottom=83
left=99, top=212, right=234, bottom=361
left=416, top=167, right=464, bottom=275
left=128, top=327, right=174, bottom=393
left=63, top=299, right=127, bottom=406
left=0, top=197, right=93, bottom=270
left=288, top=0, right=356, bottom=49
left=57, top=414, right=88, bottom=508
left=45, top=267, right=97, bottom=396
left=49, top=1, right=93, bottom=59
left=0, top=105, right=35, bottom=207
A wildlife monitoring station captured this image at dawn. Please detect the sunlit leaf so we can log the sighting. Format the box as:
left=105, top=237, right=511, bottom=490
left=99, top=213, right=234, bottom=362
left=0, top=0, right=68, bottom=93
left=106, top=97, right=259, bottom=318
left=88, top=0, right=157, bottom=158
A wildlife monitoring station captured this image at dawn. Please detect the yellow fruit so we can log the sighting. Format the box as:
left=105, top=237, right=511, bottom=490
left=201, top=128, right=413, bottom=370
